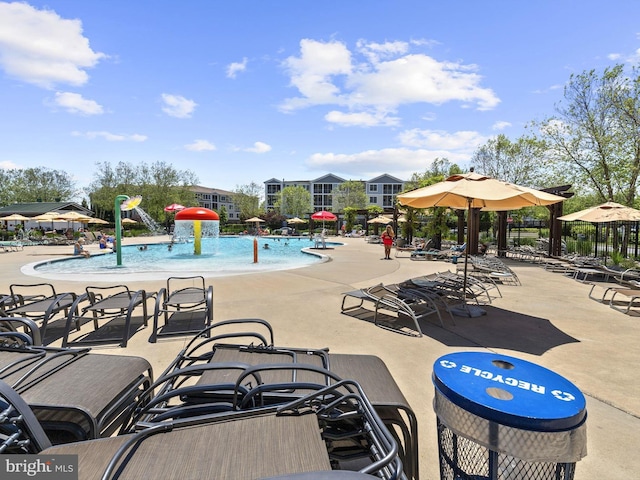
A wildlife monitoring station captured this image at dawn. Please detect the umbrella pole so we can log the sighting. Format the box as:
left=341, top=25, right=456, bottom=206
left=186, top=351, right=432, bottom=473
left=463, top=199, right=470, bottom=300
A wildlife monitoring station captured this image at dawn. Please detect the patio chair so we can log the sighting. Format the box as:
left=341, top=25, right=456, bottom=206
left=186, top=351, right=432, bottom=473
left=0, top=380, right=52, bottom=454
left=149, top=276, right=213, bottom=343
left=62, top=285, right=153, bottom=348
left=41, top=381, right=405, bottom=480
left=0, top=343, right=153, bottom=443
left=341, top=283, right=442, bottom=337
left=4, top=283, right=82, bottom=344
left=0, top=316, right=42, bottom=345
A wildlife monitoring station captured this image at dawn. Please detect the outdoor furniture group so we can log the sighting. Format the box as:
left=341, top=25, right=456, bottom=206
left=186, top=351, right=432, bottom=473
left=0, top=317, right=416, bottom=480
left=501, top=245, right=640, bottom=314
left=341, top=268, right=513, bottom=337
left=0, top=276, right=213, bottom=348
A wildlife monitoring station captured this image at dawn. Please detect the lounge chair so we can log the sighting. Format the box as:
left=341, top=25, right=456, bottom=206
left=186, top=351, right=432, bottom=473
left=41, top=381, right=405, bottom=480
left=4, top=283, right=82, bottom=343
left=149, top=276, right=213, bottom=343
left=0, top=316, right=42, bottom=345
left=126, top=319, right=419, bottom=480
left=0, top=343, right=153, bottom=443
left=341, top=283, right=443, bottom=337
left=62, top=285, right=153, bottom=348
left=0, top=380, right=52, bottom=453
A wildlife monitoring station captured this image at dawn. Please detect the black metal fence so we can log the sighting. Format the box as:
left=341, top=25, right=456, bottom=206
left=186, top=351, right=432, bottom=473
left=561, top=220, right=640, bottom=259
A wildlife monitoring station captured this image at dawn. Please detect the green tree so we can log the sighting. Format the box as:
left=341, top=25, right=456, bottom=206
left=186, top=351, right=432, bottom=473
left=343, top=207, right=358, bottom=232
left=87, top=161, right=197, bottom=223
left=332, top=180, right=367, bottom=212
left=274, top=186, right=312, bottom=217
left=471, top=134, right=547, bottom=186
left=536, top=65, right=640, bottom=206
left=402, top=158, right=462, bottom=246
left=233, top=182, right=263, bottom=221
left=2, top=167, right=76, bottom=204
left=218, top=205, right=228, bottom=228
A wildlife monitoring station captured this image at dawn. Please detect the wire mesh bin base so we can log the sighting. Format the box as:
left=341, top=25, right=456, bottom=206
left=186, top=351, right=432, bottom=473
left=437, top=419, right=576, bottom=480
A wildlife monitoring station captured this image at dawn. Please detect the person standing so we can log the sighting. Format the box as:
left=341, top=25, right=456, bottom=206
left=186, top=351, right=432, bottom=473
left=381, top=225, right=395, bottom=259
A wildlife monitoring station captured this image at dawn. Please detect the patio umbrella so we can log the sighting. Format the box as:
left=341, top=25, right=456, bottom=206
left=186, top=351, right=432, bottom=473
left=557, top=202, right=640, bottom=222
left=398, top=171, right=565, bottom=314
left=367, top=215, right=392, bottom=224
left=311, top=210, right=337, bottom=229
left=0, top=213, right=30, bottom=234
left=32, top=211, right=61, bottom=232
left=245, top=217, right=264, bottom=235
left=287, top=217, right=306, bottom=224
left=164, top=203, right=186, bottom=212
left=0, top=214, right=31, bottom=221
left=121, top=218, right=138, bottom=224
left=87, top=218, right=110, bottom=225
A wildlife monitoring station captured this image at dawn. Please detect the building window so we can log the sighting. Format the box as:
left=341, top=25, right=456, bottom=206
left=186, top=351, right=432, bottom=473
left=369, top=184, right=378, bottom=192
left=369, top=197, right=377, bottom=204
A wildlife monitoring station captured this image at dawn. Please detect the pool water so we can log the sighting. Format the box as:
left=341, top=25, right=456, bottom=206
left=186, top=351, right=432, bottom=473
left=26, top=236, right=337, bottom=281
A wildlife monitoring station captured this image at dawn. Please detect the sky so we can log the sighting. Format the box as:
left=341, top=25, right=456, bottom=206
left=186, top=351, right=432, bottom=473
left=1, top=1, right=640, bottom=201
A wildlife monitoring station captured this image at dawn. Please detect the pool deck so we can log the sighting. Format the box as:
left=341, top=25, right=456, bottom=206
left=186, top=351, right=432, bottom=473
left=1, top=235, right=639, bottom=479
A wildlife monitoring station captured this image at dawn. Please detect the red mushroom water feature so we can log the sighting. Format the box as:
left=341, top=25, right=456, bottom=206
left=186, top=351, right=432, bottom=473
left=175, top=207, right=219, bottom=255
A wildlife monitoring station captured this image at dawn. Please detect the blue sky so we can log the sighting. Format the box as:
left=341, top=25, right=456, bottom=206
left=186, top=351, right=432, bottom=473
left=1, top=1, right=640, bottom=199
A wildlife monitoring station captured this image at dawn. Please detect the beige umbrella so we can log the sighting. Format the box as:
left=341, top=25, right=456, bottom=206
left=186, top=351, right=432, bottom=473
left=87, top=218, right=110, bottom=225
left=287, top=217, right=306, bottom=224
left=557, top=202, right=640, bottom=222
left=0, top=214, right=31, bottom=221
left=121, top=218, right=138, bottom=224
left=56, top=211, right=92, bottom=222
left=246, top=217, right=264, bottom=223
left=32, top=211, right=60, bottom=221
left=32, top=211, right=61, bottom=232
left=367, top=215, right=393, bottom=224
left=398, top=172, right=565, bottom=314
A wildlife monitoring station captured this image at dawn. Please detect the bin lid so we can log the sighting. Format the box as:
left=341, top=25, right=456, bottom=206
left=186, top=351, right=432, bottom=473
left=433, top=352, right=586, bottom=431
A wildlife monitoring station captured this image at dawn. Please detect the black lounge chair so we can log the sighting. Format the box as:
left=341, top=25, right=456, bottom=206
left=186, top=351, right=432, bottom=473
left=41, top=381, right=405, bottom=480
left=4, top=283, right=82, bottom=344
left=0, top=343, right=153, bottom=443
left=149, top=276, right=213, bottom=343
left=128, top=319, right=418, bottom=480
left=0, top=316, right=42, bottom=345
left=62, top=285, right=153, bottom=348
left=0, top=379, right=52, bottom=454
left=341, top=283, right=443, bottom=337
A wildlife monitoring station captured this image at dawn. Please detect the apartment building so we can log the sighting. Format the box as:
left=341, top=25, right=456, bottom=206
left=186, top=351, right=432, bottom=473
left=191, top=185, right=241, bottom=221
left=264, top=173, right=405, bottom=212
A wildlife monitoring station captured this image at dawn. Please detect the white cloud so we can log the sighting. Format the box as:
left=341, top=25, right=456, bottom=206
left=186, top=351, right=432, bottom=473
left=280, top=38, right=499, bottom=123
left=161, top=93, right=197, bottom=118
left=325, top=110, right=400, bottom=127
left=0, top=160, right=20, bottom=170
left=306, top=147, right=470, bottom=178
left=53, top=92, right=103, bottom=115
left=226, top=57, right=248, bottom=78
left=245, top=141, right=271, bottom=153
left=397, top=128, right=487, bottom=151
left=280, top=39, right=353, bottom=111
left=185, top=139, right=216, bottom=151
left=608, top=53, right=622, bottom=61
left=0, top=2, right=105, bottom=88
left=492, top=121, right=511, bottom=131
left=72, top=131, right=147, bottom=142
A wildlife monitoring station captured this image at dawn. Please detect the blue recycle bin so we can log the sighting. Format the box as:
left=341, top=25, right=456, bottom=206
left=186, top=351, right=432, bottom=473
left=432, top=352, right=587, bottom=480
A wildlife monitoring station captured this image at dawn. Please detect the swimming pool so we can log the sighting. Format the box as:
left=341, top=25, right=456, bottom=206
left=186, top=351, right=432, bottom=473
left=24, top=236, right=339, bottom=282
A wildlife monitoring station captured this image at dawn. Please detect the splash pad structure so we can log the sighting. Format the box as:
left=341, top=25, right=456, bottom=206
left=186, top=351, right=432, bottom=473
left=173, top=207, right=220, bottom=255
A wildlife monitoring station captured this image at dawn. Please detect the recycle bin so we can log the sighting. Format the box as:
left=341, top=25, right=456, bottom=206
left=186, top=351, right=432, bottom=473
left=432, top=352, right=587, bottom=480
